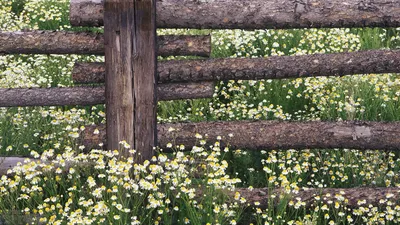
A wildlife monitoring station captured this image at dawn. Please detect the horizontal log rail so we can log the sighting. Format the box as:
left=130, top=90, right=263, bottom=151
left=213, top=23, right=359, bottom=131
left=0, top=157, right=91, bottom=177
left=70, top=0, right=400, bottom=29
left=0, top=31, right=211, bottom=57
left=0, top=157, right=398, bottom=208
left=0, top=83, right=214, bottom=107
left=157, top=82, right=214, bottom=100
left=0, top=87, right=105, bottom=107
left=72, top=50, right=400, bottom=84
left=235, top=187, right=400, bottom=208
left=0, top=157, right=30, bottom=175
left=80, top=121, right=400, bottom=151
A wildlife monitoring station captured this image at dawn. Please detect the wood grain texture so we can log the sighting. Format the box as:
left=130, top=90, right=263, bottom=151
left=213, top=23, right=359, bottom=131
left=104, top=0, right=157, bottom=161
left=0, top=84, right=213, bottom=107
left=157, top=35, right=211, bottom=57
left=159, top=50, right=400, bottom=82
left=233, top=187, right=400, bottom=208
left=104, top=0, right=136, bottom=154
left=72, top=50, right=400, bottom=84
left=80, top=121, right=400, bottom=151
left=0, top=87, right=105, bottom=107
left=0, top=157, right=30, bottom=176
left=0, top=31, right=103, bottom=55
left=70, top=0, right=104, bottom=27
left=70, top=0, right=400, bottom=29
left=73, top=62, right=106, bottom=83
left=0, top=31, right=210, bottom=57
left=157, top=82, right=214, bottom=100
left=0, top=157, right=92, bottom=176
left=132, top=0, right=157, bottom=162
left=1, top=158, right=398, bottom=210
left=0, top=157, right=398, bottom=208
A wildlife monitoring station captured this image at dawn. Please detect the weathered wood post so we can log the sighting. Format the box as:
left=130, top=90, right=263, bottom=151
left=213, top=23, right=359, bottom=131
left=104, top=0, right=157, bottom=161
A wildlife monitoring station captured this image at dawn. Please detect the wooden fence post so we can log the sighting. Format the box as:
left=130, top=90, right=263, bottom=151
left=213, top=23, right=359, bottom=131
left=104, top=0, right=157, bottom=161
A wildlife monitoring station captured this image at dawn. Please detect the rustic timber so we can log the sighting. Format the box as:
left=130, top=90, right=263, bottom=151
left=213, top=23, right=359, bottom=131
left=0, top=31, right=103, bottom=55
left=0, top=31, right=210, bottom=57
left=0, top=157, right=93, bottom=176
left=157, top=35, right=211, bottom=57
left=73, top=62, right=106, bottom=84
left=157, top=82, right=214, bottom=100
left=0, top=87, right=105, bottom=107
left=0, top=157, right=30, bottom=175
left=80, top=121, right=400, bottom=151
left=0, top=84, right=213, bottom=107
left=0, top=157, right=399, bottom=208
left=104, top=0, right=135, bottom=157
left=72, top=50, right=400, bottom=84
left=70, top=0, right=104, bottom=27
left=104, top=0, right=157, bottom=161
left=159, top=50, right=400, bottom=82
left=70, top=0, right=400, bottom=29
left=234, top=187, right=400, bottom=208
left=132, top=0, right=157, bottom=162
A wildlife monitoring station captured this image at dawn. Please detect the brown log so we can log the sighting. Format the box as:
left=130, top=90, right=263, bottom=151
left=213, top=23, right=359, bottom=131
left=234, top=187, right=400, bottom=208
left=160, top=50, right=400, bottom=82
left=1, top=158, right=398, bottom=209
left=0, top=87, right=105, bottom=107
left=0, top=157, right=93, bottom=176
left=70, top=0, right=104, bottom=27
left=0, top=210, right=42, bottom=225
left=157, top=35, right=210, bottom=57
left=0, top=84, right=213, bottom=107
left=103, top=0, right=133, bottom=156
left=72, top=50, right=400, bottom=84
left=0, top=31, right=210, bottom=57
left=0, top=157, right=29, bottom=176
left=157, top=82, right=214, bottom=100
left=70, top=0, right=400, bottom=29
left=132, top=0, right=157, bottom=161
left=73, top=62, right=106, bottom=84
left=79, top=121, right=400, bottom=151
left=104, top=0, right=157, bottom=160
left=0, top=31, right=103, bottom=55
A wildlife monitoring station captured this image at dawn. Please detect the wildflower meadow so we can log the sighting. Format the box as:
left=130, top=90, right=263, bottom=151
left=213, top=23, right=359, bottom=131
left=1, top=0, right=400, bottom=224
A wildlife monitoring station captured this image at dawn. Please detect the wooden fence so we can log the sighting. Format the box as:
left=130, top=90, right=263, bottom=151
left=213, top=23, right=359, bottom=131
left=0, top=0, right=400, bottom=210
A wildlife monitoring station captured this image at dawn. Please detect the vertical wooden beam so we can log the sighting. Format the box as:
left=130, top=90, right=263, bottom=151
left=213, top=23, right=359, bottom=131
left=133, top=0, right=157, bottom=161
left=104, top=0, right=156, bottom=161
left=104, top=0, right=134, bottom=154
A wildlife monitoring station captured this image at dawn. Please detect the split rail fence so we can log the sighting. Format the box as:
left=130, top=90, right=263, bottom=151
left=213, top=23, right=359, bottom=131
left=0, top=0, right=400, bottom=209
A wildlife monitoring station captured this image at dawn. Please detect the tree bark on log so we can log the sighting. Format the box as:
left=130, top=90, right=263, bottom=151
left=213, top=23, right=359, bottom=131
left=72, top=50, right=400, bottom=84
left=157, top=82, right=214, bottom=100
left=0, top=83, right=214, bottom=107
left=0, top=157, right=29, bottom=176
left=70, top=0, right=105, bottom=27
left=73, top=62, right=106, bottom=84
left=70, top=0, right=400, bottom=29
left=79, top=121, right=400, bottom=151
left=157, top=35, right=210, bottom=57
left=159, top=50, right=400, bottom=82
left=0, top=157, right=93, bottom=177
left=0, top=31, right=211, bottom=57
left=1, top=157, right=398, bottom=209
left=0, top=87, right=105, bottom=107
left=233, top=187, right=400, bottom=208
left=0, top=157, right=399, bottom=208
